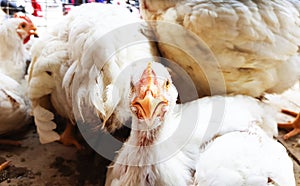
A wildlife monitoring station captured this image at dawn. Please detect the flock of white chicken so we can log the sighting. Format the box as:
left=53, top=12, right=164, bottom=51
left=1, top=0, right=300, bottom=185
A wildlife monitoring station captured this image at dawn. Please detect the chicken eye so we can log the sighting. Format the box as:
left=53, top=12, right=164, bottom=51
left=165, top=80, right=170, bottom=89
left=21, top=23, right=26, bottom=28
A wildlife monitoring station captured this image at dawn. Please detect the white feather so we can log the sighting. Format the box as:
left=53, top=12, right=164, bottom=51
left=194, top=125, right=295, bottom=186
left=140, top=0, right=300, bottom=97
left=28, top=3, right=158, bottom=143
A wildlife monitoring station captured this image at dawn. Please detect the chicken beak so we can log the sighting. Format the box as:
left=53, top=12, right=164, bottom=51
left=132, top=90, right=166, bottom=121
left=30, top=27, right=39, bottom=38
left=31, top=31, right=39, bottom=38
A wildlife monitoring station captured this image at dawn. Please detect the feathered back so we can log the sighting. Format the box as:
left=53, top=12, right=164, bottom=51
left=140, top=0, right=300, bottom=97
left=61, top=3, right=158, bottom=132
left=27, top=3, right=158, bottom=144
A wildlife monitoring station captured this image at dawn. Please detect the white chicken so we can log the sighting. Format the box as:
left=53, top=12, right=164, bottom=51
left=27, top=3, right=157, bottom=148
left=0, top=14, right=37, bottom=140
left=194, top=125, right=295, bottom=186
left=139, top=0, right=300, bottom=98
left=0, top=14, right=37, bottom=171
left=0, top=13, right=37, bottom=82
left=28, top=33, right=76, bottom=147
left=106, top=61, right=295, bottom=186
left=139, top=0, right=300, bottom=144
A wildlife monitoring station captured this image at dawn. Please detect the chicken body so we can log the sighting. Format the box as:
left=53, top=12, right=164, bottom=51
left=0, top=73, right=31, bottom=135
left=28, top=3, right=157, bottom=146
left=194, top=125, right=295, bottom=186
left=28, top=35, right=71, bottom=143
left=106, top=62, right=295, bottom=186
left=140, top=0, right=300, bottom=97
left=0, top=17, right=36, bottom=137
left=184, top=96, right=294, bottom=186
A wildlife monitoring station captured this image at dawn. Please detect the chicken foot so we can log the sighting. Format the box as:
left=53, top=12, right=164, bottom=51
left=278, top=109, right=300, bottom=140
left=59, top=121, right=83, bottom=150
left=0, top=161, right=11, bottom=171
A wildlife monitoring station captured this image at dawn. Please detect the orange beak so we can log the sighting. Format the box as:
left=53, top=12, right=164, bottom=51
left=30, top=26, right=39, bottom=38
left=132, top=90, right=167, bottom=120
left=131, top=63, right=168, bottom=124
left=23, top=26, right=38, bottom=44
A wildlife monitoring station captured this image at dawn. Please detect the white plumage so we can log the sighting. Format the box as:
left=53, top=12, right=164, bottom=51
left=0, top=73, right=31, bottom=135
left=0, top=18, right=28, bottom=82
left=28, top=35, right=71, bottom=144
left=28, top=3, right=157, bottom=146
left=25, top=1, right=297, bottom=184
left=0, top=16, right=36, bottom=136
left=140, top=0, right=300, bottom=97
left=195, top=125, right=295, bottom=186
left=106, top=62, right=295, bottom=186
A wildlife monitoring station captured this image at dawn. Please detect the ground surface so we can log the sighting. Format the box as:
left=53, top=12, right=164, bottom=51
left=0, top=124, right=110, bottom=186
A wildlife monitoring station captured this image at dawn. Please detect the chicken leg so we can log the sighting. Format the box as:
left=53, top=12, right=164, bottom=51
left=278, top=109, right=300, bottom=140
left=59, top=121, right=83, bottom=150
left=0, top=161, right=11, bottom=171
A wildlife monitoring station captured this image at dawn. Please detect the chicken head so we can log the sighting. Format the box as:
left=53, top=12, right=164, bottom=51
left=14, top=13, right=38, bottom=44
left=130, top=62, right=178, bottom=128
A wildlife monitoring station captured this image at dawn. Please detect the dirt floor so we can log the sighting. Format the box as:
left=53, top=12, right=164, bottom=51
left=0, top=123, right=111, bottom=186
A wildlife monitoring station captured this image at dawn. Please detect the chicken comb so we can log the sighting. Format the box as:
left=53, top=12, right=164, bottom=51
left=146, top=62, right=152, bottom=76
left=140, top=62, right=156, bottom=82
left=13, top=13, right=33, bottom=24
left=138, top=62, right=159, bottom=94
